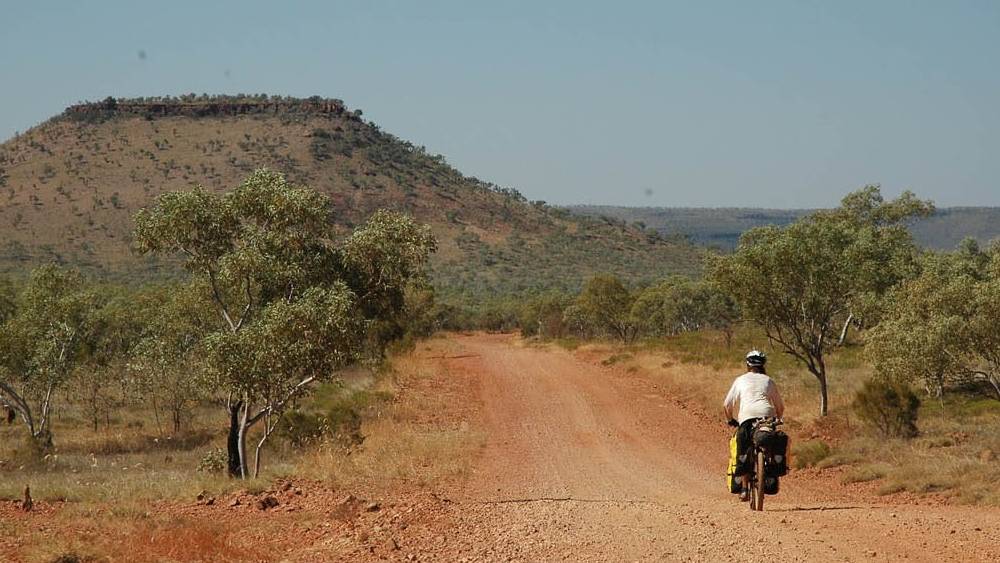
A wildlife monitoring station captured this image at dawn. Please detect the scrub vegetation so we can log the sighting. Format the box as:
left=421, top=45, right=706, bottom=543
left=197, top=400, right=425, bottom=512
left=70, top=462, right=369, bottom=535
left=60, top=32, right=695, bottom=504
left=1, top=169, right=440, bottom=487
left=0, top=96, right=997, bottom=559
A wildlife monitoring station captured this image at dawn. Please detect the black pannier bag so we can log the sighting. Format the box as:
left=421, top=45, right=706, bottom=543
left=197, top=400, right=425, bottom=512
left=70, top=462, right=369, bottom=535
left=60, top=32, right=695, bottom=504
left=769, top=431, right=789, bottom=476
left=763, top=475, right=780, bottom=495
left=754, top=425, right=790, bottom=477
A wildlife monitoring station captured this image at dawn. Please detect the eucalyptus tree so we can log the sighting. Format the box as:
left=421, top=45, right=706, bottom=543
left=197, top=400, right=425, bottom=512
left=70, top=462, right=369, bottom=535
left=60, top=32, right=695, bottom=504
left=128, top=286, right=214, bottom=434
left=630, top=277, right=738, bottom=342
left=868, top=244, right=1000, bottom=401
left=135, top=169, right=435, bottom=477
left=865, top=264, right=972, bottom=399
left=73, top=285, right=164, bottom=432
left=0, top=265, right=97, bottom=446
left=342, top=209, right=441, bottom=356
left=573, top=274, right=637, bottom=343
left=711, top=187, right=931, bottom=416
left=206, top=286, right=362, bottom=476
left=519, top=291, right=573, bottom=339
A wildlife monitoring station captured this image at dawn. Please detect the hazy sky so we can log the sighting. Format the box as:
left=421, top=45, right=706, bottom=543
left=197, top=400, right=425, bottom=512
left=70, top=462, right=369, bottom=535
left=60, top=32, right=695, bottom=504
left=2, top=1, right=998, bottom=208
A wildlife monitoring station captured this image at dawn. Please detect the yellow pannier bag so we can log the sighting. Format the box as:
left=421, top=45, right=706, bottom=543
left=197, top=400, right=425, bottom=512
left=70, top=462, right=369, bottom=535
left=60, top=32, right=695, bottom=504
left=726, top=433, right=742, bottom=494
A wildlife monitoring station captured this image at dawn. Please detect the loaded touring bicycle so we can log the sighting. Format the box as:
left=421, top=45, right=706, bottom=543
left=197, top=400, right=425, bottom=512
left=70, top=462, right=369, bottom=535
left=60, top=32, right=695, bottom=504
left=727, top=417, right=789, bottom=511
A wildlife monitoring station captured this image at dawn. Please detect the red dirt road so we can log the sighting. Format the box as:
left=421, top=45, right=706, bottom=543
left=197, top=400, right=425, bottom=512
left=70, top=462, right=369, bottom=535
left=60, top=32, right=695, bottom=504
left=421, top=333, right=1000, bottom=562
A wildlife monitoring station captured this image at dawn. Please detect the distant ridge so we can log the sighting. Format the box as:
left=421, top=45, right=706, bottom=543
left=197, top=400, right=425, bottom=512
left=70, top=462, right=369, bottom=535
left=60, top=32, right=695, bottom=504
left=568, top=205, right=1000, bottom=250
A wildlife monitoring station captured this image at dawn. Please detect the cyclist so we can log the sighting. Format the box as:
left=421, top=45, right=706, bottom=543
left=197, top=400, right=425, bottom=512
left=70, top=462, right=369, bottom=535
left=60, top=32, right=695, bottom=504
left=723, top=350, right=784, bottom=501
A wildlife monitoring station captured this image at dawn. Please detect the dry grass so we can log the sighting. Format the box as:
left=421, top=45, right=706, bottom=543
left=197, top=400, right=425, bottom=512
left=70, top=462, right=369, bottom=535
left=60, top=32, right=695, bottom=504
left=841, top=463, right=889, bottom=484
left=0, top=409, right=242, bottom=504
left=836, top=406, right=1000, bottom=504
left=296, top=351, right=484, bottom=490
left=0, top=339, right=481, bottom=509
left=298, top=422, right=482, bottom=489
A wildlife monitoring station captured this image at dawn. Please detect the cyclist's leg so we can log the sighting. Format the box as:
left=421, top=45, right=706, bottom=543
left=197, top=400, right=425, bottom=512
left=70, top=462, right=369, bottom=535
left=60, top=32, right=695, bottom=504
left=735, top=418, right=758, bottom=475
left=735, top=419, right=758, bottom=502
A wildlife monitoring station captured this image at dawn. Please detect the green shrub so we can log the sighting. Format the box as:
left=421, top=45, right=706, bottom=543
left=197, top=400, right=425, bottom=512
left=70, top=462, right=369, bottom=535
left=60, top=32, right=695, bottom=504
left=601, top=353, right=633, bottom=366
left=278, top=397, right=366, bottom=449
left=792, top=439, right=831, bottom=468
left=853, top=380, right=920, bottom=438
left=519, top=291, right=571, bottom=339
left=278, top=410, right=330, bottom=448
left=196, top=448, right=227, bottom=473
left=841, top=464, right=887, bottom=484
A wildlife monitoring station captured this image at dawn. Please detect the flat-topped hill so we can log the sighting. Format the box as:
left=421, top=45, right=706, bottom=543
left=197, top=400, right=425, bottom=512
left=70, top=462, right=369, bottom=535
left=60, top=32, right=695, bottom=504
left=0, top=96, right=704, bottom=293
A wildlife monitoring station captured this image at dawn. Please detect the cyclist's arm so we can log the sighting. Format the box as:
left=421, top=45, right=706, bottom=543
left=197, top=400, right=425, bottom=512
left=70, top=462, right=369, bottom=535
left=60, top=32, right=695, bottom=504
left=723, top=381, right=739, bottom=420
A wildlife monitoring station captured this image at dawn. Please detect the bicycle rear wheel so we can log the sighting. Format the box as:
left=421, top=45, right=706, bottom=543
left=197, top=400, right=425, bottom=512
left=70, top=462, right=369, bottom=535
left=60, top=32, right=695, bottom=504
left=754, top=451, right=766, bottom=511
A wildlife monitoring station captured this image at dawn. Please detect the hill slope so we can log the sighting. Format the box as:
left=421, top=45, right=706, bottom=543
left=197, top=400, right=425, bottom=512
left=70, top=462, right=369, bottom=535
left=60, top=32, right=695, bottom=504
left=570, top=205, right=1000, bottom=250
left=0, top=96, right=703, bottom=293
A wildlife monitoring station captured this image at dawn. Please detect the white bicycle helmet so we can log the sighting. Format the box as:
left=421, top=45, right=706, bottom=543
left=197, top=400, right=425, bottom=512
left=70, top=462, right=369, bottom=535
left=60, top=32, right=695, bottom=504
left=745, top=350, right=767, bottom=367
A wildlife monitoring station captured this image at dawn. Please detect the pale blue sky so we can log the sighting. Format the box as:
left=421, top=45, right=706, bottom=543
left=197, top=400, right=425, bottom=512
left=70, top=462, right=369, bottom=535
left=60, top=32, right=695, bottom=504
left=2, top=1, right=998, bottom=207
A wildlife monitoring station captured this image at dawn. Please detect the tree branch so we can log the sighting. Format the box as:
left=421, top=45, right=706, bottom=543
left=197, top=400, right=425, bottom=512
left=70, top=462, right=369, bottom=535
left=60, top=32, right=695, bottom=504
left=208, top=269, right=238, bottom=332
left=0, top=380, right=34, bottom=434
left=245, top=375, right=317, bottom=427
left=37, top=380, right=55, bottom=437
left=234, top=273, right=253, bottom=331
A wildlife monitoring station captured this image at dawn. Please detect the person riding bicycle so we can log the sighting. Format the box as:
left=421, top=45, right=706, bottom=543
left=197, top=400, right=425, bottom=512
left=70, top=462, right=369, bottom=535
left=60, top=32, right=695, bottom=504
left=723, top=350, right=784, bottom=501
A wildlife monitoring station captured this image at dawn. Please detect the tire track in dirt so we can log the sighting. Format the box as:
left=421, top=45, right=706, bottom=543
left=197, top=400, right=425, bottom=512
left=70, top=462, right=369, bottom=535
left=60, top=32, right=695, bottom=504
left=423, top=333, right=1000, bottom=562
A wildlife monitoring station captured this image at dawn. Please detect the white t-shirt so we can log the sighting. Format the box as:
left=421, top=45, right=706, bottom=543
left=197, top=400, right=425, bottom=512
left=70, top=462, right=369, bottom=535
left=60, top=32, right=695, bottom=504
left=723, top=371, right=785, bottom=424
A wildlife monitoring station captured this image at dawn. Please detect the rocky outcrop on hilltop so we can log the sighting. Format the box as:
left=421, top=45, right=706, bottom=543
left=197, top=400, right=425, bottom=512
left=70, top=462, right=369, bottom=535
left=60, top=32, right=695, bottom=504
left=61, top=96, right=362, bottom=123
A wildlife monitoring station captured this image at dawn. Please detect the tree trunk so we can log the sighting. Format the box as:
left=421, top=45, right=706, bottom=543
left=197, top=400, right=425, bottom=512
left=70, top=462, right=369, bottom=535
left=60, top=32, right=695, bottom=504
left=837, top=313, right=854, bottom=346
left=253, top=433, right=268, bottom=479
left=988, top=375, right=1000, bottom=402
left=1, top=381, right=36, bottom=438
left=36, top=382, right=55, bottom=443
left=32, top=429, right=53, bottom=450
left=817, top=371, right=829, bottom=417
left=253, top=440, right=263, bottom=479
left=226, top=401, right=243, bottom=478
left=805, top=356, right=830, bottom=417
left=237, top=404, right=250, bottom=479
left=151, top=395, right=163, bottom=435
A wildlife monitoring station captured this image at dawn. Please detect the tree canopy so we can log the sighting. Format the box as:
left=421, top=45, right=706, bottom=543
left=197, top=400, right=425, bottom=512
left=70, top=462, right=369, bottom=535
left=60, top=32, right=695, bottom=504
left=0, top=266, right=98, bottom=445
left=867, top=241, right=1000, bottom=401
